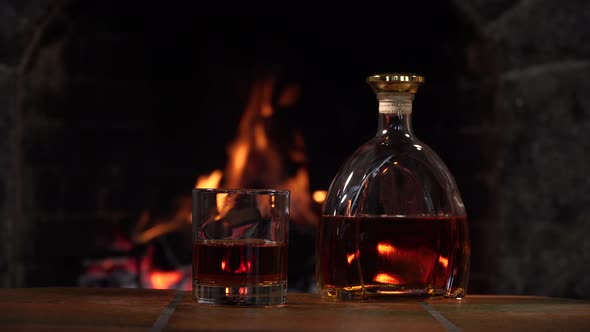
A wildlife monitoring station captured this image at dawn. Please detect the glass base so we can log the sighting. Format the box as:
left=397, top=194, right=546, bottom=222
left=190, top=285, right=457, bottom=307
left=320, top=285, right=465, bottom=301
left=193, top=282, right=287, bottom=306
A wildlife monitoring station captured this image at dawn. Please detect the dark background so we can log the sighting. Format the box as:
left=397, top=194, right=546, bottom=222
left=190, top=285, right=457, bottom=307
left=1, top=0, right=589, bottom=298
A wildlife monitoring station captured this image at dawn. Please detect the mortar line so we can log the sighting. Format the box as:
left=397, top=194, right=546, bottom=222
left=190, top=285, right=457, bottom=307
left=150, top=290, right=184, bottom=332
left=420, top=302, right=462, bottom=332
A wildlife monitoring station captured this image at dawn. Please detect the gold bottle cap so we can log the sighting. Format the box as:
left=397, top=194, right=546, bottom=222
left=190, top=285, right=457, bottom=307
left=367, top=73, right=425, bottom=94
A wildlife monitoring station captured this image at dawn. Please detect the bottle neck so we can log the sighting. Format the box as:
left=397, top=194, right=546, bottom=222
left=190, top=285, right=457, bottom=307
left=376, top=93, right=414, bottom=137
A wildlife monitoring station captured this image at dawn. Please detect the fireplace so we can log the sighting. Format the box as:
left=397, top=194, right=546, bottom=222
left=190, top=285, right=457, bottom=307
left=11, top=0, right=499, bottom=293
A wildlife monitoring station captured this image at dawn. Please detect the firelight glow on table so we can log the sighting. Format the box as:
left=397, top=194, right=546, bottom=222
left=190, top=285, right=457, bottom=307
left=0, top=288, right=589, bottom=332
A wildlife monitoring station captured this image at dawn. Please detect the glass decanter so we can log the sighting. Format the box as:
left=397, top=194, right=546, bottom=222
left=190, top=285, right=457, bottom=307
left=316, top=73, right=469, bottom=300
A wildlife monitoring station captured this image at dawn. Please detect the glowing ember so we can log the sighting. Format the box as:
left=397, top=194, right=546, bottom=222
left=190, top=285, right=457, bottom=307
left=374, top=273, right=401, bottom=284
left=150, top=270, right=183, bottom=289
left=377, top=242, right=397, bottom=255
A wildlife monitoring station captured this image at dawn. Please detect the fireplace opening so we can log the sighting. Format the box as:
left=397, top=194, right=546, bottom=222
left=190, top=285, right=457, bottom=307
left=14, top=1, right=497, bottom=293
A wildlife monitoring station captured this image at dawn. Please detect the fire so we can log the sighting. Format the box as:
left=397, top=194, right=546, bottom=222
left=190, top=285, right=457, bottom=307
left=438, top=256, right=449, bottom=268
left=223, top=79, right=282, bottom=189
left=226, top=141, right=250, bottom=187
left=347, top=253, right=356, bottom=264
left=194, top=171, right=228, bottom=220
left=377, top=242, right=397, bottom=255
left=133, top=197, right=192, bottom=244
left=280, top=168, right=318, bottom=225
left=195, top=169, right=223, bottom=189
left=193, top=77, right=318, bottom=225
left=347, top=249, right=360, bottom=265
left=150, top=270, right=184, bottom=290
left=374, top=273, right=401, bottom=284
left=254, top=124, right=268, bottom=150
left=235, top=259, right=250, bottom=274
left=138, top=245, right=191, bottom=290
left=126, top=77, right=320, bottom=291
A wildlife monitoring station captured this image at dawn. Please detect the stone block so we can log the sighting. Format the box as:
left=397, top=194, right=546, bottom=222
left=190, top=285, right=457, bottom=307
left=485, top=0, right=590, bottom=70
left=496, top=61, right=590, bottom=298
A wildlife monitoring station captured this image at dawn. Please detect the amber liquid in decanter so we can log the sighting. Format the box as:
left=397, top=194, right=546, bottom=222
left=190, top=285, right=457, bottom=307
left=316, top=73, right=470, bottom=300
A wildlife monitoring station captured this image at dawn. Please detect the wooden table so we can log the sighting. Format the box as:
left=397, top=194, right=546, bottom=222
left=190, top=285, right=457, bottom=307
left=0, top=288, right=588, bottom=331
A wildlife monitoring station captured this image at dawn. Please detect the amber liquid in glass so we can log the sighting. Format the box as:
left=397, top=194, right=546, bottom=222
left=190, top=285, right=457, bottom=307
left=317, top=216, right=469, bottom=300
left=193, top=239, right=288, bottom=286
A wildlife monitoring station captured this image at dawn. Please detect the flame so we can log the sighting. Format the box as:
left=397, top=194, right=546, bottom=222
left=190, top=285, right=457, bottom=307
left=133, top=197, right=192, bottom=244
left=195, top=169, right=223, bottom=188
left=313, top=190, right=327, bottom=204
left=193, top=77, right=318, bottom=225
left=226, top=141, right=250, bottom=187
left=260, top=79, right=275, bottom=118
left=194, top=170, right=231, bottom=220
left=374, top=273, right=401, bottom=284
left=126, top=77, right=320, bottom=291
left=235, top=259, right=250, bottom=274
left=377, top=242, right=397, bottom=255
left=215, top=193, right=230, bottom=220
left=290, top=131, right=307, bottom=163
left=223, top=79, right=282, bottom=189
left=347, top=253, right=356, bottom=264
left=254, top=124, right=268, bottom=150
left=261, top=104, right=273, bottom=118
left=438, top=256, right=449, bottom=268
left=281, top=168, right=318, bottom=225
left=150, top=270, right=183, bottom=289
left=347, top=249, right=360, bottom=265
left=221, top=260, right=226, bottom=271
